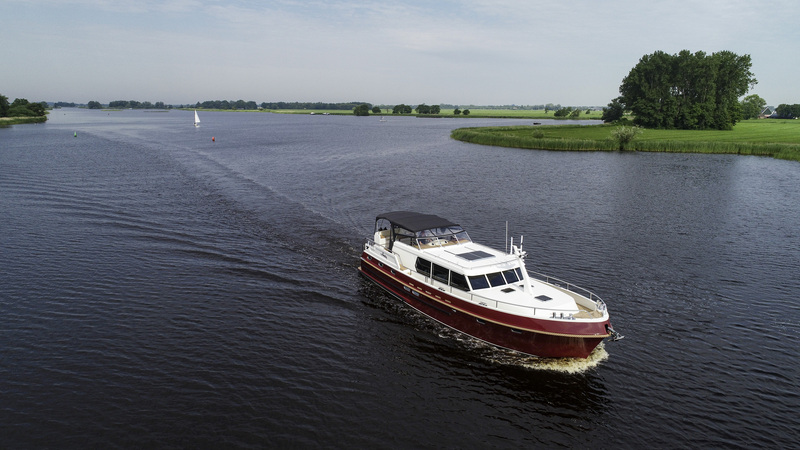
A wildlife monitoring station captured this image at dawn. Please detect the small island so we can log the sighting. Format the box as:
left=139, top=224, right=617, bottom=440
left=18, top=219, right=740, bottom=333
left=0, top=94, right=48, bottom=125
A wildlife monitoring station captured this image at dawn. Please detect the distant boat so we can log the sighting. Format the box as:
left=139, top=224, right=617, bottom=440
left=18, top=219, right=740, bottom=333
left=194, top=110, right=200, bottom=127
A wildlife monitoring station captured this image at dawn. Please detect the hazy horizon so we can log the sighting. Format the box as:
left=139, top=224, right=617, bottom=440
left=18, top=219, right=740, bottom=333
left=2, top=0, right=798, bottom=107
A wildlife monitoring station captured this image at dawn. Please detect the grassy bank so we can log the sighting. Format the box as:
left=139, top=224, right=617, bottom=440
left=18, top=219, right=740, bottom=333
left=0, top=116, right=47, bottom=126
left=451, top=120, right=800, bottom=162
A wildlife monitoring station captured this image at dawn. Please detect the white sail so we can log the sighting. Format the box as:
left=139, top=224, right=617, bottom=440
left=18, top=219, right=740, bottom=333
left=194, top=110, right=200, bottom=127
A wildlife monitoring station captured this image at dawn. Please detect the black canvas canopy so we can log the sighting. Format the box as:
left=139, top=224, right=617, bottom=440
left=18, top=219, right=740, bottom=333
left=376, top=211, right=459, bottom=232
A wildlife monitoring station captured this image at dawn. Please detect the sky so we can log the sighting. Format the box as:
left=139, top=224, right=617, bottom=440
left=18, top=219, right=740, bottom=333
left=1, top=0, right=798, bottom=107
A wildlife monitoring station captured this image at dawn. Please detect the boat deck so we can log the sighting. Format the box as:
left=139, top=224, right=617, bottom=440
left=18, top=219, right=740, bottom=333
left=574, top=303, right=603, bottom=318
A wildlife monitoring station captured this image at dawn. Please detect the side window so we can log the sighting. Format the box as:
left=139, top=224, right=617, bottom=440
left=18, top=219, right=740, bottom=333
left=450, top=272, right=469, bottom=291
left=503, top=269, right=519, bottom=283
left=432, top=263, right=449, bottom=284
left=514, top=267, right=524, bottom=281
left=468, top=275, right=490, bottom=290
left=415, top=258, right=432, bottom=277
left=487, top=272, right=505, bottom=287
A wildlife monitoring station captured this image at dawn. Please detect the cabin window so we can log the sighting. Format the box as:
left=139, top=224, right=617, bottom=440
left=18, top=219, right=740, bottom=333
left=487, top=272, right=506, bottom=287
left=432, top=263, right=449, bottom=284
left=514, top=267, right=524, bottom=280
left=415, top=258, right=432, bottom=277
left=450, top=272, right=469, bottom=291
left=503, top=269, right=520, bottom=283
left=468, top=275, right=490, bottom=290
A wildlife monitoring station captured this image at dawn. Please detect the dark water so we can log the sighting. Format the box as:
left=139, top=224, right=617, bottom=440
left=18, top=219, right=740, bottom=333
left=2, top=109, right=798, bottom=448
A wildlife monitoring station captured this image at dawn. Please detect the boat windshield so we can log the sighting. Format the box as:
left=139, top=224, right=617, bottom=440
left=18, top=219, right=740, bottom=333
left=375, top=216, right=472, bottom=250
left=412, top=226, right=471, bottom=248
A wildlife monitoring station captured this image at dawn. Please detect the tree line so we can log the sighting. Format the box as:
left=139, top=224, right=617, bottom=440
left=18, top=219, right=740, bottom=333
left=260, top=101, right=368, bottom=110
left=0, top=94, right=48, bottom=118
left=80, top=98, right=479, bottom=115
left=107, top=100, right=171, bottom=109
left=774, top=104, right=800, bottom=119
left=602, top=50, right=758, bottom=130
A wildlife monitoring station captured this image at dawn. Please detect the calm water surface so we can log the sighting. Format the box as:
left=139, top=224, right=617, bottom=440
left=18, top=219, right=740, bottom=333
left=2, top=109, right=798, bottom=448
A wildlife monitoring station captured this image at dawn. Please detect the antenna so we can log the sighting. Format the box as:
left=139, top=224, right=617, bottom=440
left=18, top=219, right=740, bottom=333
left=505, top=221, right=508, bottom=253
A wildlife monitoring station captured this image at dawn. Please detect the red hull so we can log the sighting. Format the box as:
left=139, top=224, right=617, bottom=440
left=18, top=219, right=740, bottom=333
left=360, top=253, right=608, bottom=358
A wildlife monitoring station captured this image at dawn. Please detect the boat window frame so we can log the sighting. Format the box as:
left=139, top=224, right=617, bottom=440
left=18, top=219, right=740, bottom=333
left=468, top=274, right=490, bottom=290
left=502, top=269, right=520, bottom=283
left=415, top=257, right=432, bottom=277
left=432, top=263, right=449, bottom=284
left=487, top=272, right=506, bottom=287
left=450, top=271, right=470, bottom=291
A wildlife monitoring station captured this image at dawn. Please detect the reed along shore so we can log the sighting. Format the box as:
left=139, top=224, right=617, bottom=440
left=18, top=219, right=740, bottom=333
left=451, top=120, right=800, bottom=162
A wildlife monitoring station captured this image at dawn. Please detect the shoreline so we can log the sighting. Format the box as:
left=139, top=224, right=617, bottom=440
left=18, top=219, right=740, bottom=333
left=451, top=122, right=800, bottom=163
left=0, top=116, right=47, bottom=126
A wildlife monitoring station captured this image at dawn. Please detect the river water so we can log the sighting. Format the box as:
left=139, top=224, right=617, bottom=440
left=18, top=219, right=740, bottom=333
left=2, top=109, right=798, bottom=448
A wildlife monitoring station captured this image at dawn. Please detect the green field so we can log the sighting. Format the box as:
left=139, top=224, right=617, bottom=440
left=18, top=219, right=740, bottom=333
left=451, top=119, right=800, bottom=162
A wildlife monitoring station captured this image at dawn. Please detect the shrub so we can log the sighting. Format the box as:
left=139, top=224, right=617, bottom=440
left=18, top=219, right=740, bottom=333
left=610, top=126, right=643, bottom=150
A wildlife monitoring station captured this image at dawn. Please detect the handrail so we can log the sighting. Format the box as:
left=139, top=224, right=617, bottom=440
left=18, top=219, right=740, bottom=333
left=526, top=270, right=607, bottom=312
left=422, top=273, right=606, bottom=319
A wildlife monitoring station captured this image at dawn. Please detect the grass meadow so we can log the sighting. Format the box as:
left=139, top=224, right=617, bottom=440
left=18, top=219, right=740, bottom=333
left=451, top=119, right=800, bottom=162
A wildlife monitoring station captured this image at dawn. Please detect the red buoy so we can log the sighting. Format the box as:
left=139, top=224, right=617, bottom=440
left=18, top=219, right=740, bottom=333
left=212, top=136, right=215, bottom=142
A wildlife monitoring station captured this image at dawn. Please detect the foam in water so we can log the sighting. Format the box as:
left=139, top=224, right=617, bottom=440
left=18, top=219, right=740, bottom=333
left=438, top=327, right=610, bottom=374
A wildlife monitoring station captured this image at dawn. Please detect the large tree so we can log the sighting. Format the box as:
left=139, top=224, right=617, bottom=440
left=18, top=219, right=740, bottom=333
left=353, top=103, right=371, bottom=116
left=601, top=97, right=625, bottom=122
left=415, top=103, right=431, bottom=114
left=392, top=104, right=412, bottom=114
left=0, top=94, right=9, bottom=117
left=740, top=94, right=766, bottom=119
left=618, top=50, right=757, bottom=130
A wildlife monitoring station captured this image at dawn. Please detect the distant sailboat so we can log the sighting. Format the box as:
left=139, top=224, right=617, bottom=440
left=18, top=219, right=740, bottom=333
left=194, top=110, right=200, bottom=127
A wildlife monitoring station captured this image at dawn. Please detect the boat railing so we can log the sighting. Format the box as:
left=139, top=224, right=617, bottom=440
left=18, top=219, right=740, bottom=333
left=526, top=270, right=607, bottom=312
left=439, top=271, right=606, bottom=318
left=477, top=290, right=583, bottom=316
